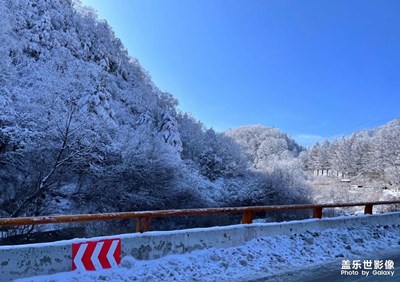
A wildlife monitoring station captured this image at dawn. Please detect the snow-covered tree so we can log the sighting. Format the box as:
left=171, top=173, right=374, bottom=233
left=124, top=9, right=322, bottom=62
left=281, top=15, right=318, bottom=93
left=225, top=125, right=303, bottom=170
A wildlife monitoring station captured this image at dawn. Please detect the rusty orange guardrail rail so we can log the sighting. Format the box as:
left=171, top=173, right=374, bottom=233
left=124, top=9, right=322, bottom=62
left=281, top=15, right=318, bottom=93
left=0, top=201, right=399, bottom=233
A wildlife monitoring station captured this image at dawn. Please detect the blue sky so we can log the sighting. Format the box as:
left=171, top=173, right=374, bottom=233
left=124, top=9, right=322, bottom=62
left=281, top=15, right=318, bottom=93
left=81, top=0, right=400, bottom=146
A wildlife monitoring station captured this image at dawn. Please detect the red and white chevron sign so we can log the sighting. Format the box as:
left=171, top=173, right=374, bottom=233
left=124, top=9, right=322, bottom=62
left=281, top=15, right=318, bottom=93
left=72, top=239, right=121, bottom=271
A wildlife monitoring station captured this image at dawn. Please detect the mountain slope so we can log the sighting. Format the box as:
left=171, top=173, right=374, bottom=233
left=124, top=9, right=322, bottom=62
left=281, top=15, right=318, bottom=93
left=0, top=0, right=311, bottom=238
left=225, top=125, right=303, bottom=169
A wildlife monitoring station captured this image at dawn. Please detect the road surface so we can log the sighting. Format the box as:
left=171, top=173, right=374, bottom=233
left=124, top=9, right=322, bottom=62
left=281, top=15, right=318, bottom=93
left=248, top=247, right=400, bottom=282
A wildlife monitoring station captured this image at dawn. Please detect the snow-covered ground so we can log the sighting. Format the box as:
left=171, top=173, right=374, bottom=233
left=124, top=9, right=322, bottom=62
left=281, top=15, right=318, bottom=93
left=15, top=218, right=400, bottom=282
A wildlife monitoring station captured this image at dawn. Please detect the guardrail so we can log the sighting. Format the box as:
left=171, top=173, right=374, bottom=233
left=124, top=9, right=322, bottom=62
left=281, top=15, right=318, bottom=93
left=1, top=201, right=399, bottom=233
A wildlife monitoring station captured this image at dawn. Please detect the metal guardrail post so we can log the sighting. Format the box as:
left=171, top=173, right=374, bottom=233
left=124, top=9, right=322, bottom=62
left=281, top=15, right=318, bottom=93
left=242, top=211, right=254, bottom=224
left=364, top=204, right=373, bottom=214
left=313, top=207, right=323, bottom=219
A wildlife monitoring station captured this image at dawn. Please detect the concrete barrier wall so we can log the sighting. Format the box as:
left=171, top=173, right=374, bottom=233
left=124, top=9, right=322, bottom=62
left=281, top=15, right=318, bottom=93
left=1, top=212, right=400, bottom=281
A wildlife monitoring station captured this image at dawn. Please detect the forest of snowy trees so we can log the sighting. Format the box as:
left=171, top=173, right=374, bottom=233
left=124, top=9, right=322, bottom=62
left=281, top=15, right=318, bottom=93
left=303, top=119, right=400, bottom=186
left=0, top=0, right=398, bottom=238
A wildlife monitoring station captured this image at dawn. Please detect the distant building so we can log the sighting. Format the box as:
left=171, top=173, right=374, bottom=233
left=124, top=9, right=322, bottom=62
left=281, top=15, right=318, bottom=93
left=314, top=169, right=347, bottom=179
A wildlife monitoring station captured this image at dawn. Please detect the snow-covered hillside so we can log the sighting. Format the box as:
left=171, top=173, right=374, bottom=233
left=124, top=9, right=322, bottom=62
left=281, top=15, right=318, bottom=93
left=0, top=0, right=309, bottom=239
left=303, top=118, right=400, bottom=188
left=226, top=125, right=302, bottom=169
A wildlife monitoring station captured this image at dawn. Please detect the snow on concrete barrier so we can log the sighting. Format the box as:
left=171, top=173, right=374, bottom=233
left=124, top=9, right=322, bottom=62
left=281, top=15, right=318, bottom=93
left=1, top=212, right=400, bottom=281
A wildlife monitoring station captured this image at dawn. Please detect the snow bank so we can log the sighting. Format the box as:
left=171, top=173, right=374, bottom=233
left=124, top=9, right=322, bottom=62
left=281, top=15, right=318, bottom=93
left=16, top=217, right=400, bottom=282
